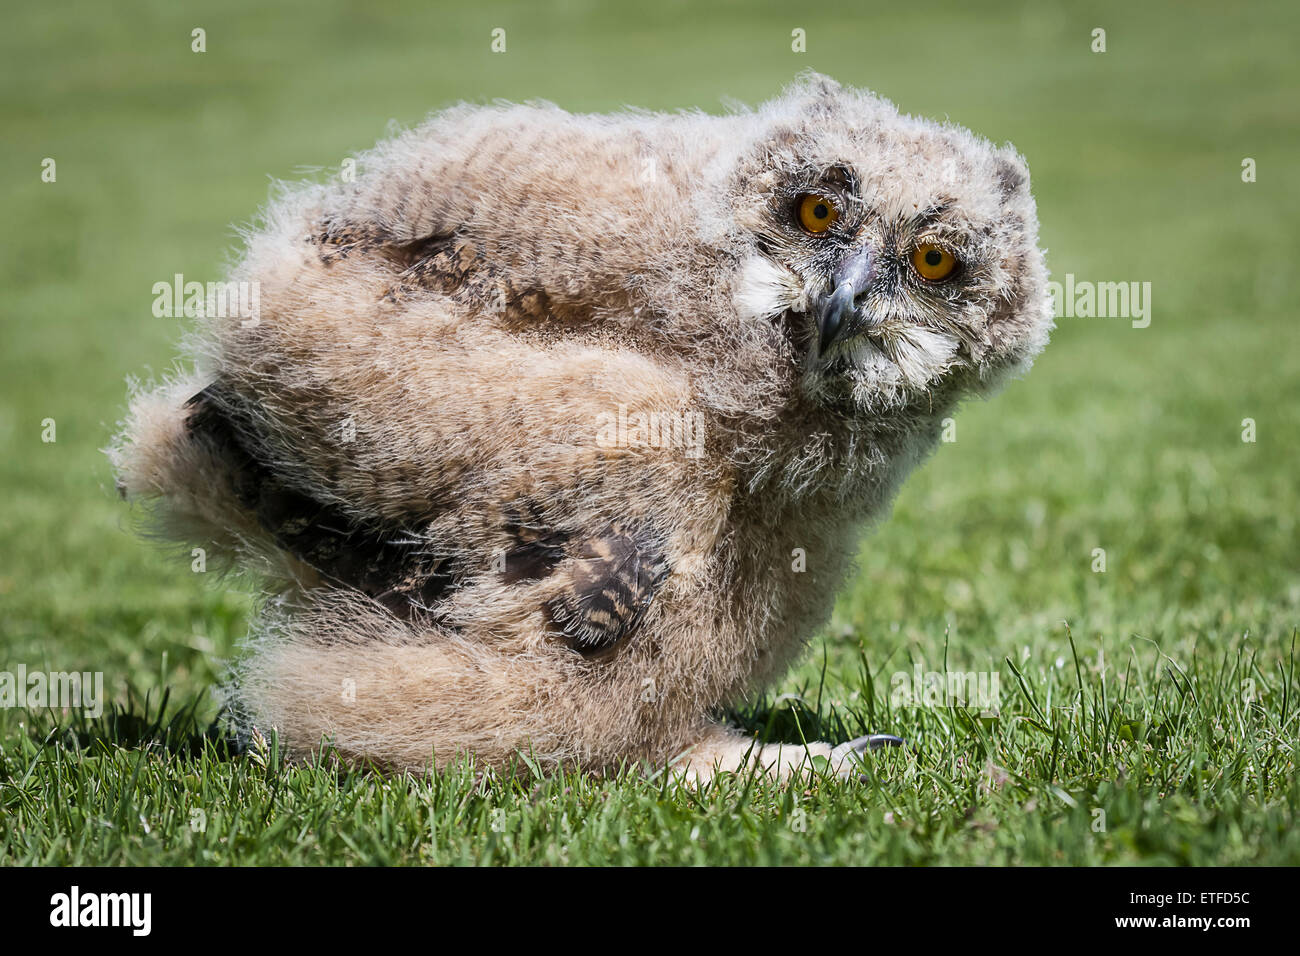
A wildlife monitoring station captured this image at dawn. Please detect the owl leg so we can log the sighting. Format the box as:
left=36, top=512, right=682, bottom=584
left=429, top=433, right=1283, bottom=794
left=229, top=588, right=586, bottom=772
left=671, top=725, right=830, bottom=783
left=671, top=725, right=907, bottom=783
left=232, top=594, right=908, bottom=778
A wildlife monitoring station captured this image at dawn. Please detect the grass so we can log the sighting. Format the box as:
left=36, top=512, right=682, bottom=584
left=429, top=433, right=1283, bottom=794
left=1, top=0, right=1297, bottom=865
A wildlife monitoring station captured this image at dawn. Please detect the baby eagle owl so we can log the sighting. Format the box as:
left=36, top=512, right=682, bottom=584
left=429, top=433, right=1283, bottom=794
left=112, top=75, right=1051, bottom=780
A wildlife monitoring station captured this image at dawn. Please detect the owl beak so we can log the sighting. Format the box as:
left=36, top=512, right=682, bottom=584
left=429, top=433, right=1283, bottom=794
left=815, top=244, right=877, bottom=354
left=816, top=282, right=855, bottom=353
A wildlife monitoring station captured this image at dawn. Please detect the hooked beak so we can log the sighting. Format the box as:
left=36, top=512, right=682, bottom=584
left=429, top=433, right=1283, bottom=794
left=814, top=244, right=879, bottom=354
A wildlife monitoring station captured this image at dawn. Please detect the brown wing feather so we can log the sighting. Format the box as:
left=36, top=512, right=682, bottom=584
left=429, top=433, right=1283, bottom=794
left=312, top=222, right=552, bottom=320
left=544, top=526, right=669, bottom=658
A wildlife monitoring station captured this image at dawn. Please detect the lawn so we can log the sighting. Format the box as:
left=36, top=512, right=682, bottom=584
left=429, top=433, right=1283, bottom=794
left=1, top=0, right=1296, bottom=865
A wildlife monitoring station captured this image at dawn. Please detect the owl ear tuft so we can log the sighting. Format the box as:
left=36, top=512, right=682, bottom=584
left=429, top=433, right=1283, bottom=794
left=994, top=151, right=1030, bottom=200
left=794, top=70, right=842, bottom=98
left=768, top=125, right=800, bottom=150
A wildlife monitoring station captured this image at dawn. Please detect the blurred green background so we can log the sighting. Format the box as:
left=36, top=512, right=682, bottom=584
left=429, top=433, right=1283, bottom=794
left=0, top=0, right=1297, bottom=864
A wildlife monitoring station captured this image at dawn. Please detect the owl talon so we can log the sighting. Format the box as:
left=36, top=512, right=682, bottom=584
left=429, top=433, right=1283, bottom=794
left=830, top=733, right=907, bottom=777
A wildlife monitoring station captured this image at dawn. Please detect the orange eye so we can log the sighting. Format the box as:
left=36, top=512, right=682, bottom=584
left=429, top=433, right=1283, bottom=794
left=797, top=193, right=839, bottom=234
left=911, top=242, right=958, bottom=281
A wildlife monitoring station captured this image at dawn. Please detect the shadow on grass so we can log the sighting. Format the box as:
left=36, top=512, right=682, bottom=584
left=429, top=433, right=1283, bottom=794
left=726, top=646, right=888, bottom=747
left=27, top=685, right=240, bottom=760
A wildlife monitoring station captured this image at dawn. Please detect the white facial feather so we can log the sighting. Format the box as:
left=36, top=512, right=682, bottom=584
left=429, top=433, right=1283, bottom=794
left=733, top=254, right=804, bottom=321
left=876, top=325, right=961, bottom=386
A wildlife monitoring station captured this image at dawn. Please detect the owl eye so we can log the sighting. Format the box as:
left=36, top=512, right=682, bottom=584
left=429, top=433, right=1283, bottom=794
left=797, top=193, right=840, bottom=234
left=911, top=242, right=959, bottom=282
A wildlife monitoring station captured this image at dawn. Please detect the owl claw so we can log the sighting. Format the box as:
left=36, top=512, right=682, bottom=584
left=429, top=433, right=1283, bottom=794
left=829, top=733, right=907, bottom=778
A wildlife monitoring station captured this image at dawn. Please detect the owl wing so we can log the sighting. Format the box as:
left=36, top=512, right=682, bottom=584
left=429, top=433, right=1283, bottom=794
left=180, top=117, right=701, bottom=642
left=185, top=384, right=456, bottom=614
left=303, top=106, right=654, bottom=328
left=543, top=527, right=669, bottom=657
left=185, top=384, right=672, bottom=652
left=312, top=223, right=555, bottom=324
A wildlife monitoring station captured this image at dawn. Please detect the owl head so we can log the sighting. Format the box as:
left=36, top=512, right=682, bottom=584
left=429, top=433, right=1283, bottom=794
left=721, top=75, right=1052, bottom=414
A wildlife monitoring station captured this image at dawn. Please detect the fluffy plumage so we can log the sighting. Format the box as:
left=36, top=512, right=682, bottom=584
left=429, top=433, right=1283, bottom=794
left=110, top=74, right=1052, bottom=779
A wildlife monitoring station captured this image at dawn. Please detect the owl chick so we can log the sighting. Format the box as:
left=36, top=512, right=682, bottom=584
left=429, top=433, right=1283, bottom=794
left=111, top=74, right=1052, bottom=781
